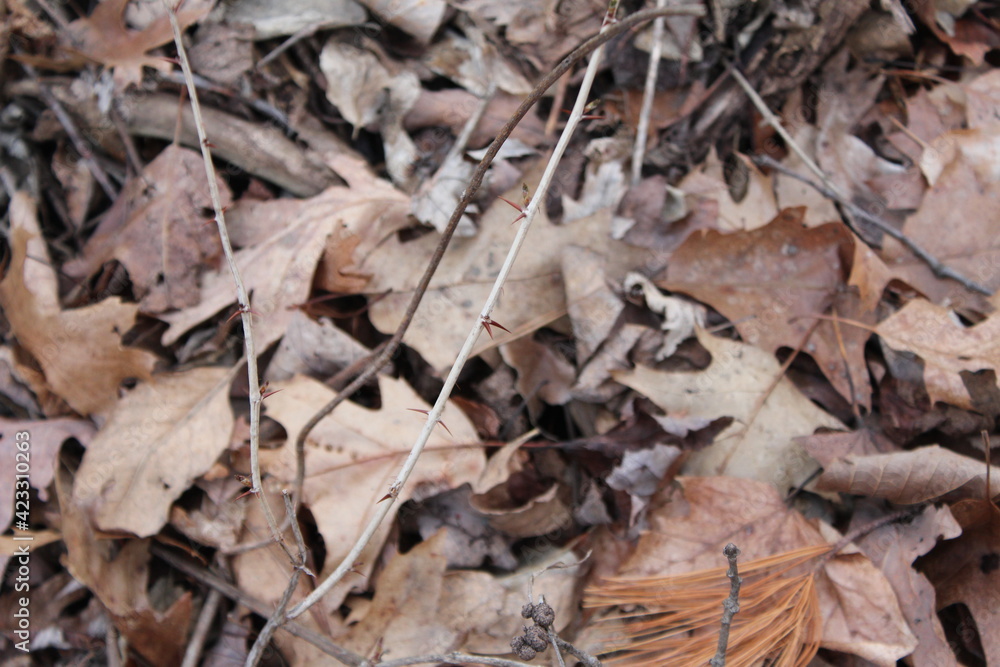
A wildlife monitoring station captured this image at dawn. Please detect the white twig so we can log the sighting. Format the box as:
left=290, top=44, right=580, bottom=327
left=287, top=4, right=619, bottom=621
left=631, top=0, right=668, bottom=186
left=163, top=2, right=291, bottom=561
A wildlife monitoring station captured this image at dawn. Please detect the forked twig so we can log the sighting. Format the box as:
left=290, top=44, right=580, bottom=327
left=286, top=2, right=706, bottom=621
left=163, top=2, right=292, bottom=562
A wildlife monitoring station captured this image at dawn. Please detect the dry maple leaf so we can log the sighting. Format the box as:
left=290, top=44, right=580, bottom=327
left=65, top=0, right=212, bottom=88
left=875, top=299, right=1000, bottom=410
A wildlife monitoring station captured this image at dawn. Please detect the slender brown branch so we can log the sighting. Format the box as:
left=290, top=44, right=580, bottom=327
left=149, top=543, right=365, bottom=666
left=709, top=543, right=742, bottom=667
left=754, top=154, right=992, bottom=296
left=292, top=1, right=706, bottom=513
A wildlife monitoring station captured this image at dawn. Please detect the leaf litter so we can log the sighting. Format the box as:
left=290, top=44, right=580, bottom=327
left=3, top=1, right=1000, bottom=666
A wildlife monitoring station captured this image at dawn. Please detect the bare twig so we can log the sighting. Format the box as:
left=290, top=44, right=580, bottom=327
left=288, top=2, right=709, bottom=622
left=551, top=635, right=602, bottom=667
left=729, top=64, right=992, bottom=297
left=754, top=155, right=993, bottom=296
left=181, top=558, right=224, bottom=667
left=16, top=59, right=117, bottom=200
left=290, top=2, right=706, bottom=515
left=631, top=0, right=668, bottom=186
left=163, top=2, right=292, bottom=563
left=150, top=543, right=365, bottom=666
left=709, top=543, right=742, bottom=667
left=247, top=492, right=311, bottom=666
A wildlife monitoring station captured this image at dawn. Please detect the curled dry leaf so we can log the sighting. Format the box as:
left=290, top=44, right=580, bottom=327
left=0, top=417, right=95, bottom=531
left=624, top=272, right=705, bottom=360
left=72, top=367, right=235, bottom=537
left=0, top=194, right=157, bottom=417
left=850, top=503, right=962, bottom=667
left=875, top=299, right=1000, bottom=410
left=58, top=466, right=193, bottom=666
left=919, top=498, right=1000, bottom=665
left=815, top=444, right=1000, bottom=504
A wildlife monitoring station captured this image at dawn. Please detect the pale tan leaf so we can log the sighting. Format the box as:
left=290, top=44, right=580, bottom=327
left=613, top=329, right=844, bottom=492
left=0, top=194, right=157, bottom=417
left=246, top=374, right=484, bottom=609
left=72, top=367, right=234, bottom=537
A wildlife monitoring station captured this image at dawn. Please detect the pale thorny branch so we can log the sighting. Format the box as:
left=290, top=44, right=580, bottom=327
left=163, top=2, right=292, bottom=563
left=287, top=2, right=706, bottom=622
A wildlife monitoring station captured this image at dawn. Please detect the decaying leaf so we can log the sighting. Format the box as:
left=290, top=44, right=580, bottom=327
left=816, top=445, right=1000, bottom=504
left=65, top=0, right=212, bottom=88
left=245, top=374, right=484, bottom=610
left=663, top=207, right=873, bottom=407
left=584, top=476, right=916, bottom=666
left=64, top=145, right=230, bottom=313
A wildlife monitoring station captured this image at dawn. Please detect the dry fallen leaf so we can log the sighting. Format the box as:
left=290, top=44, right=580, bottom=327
left=613, top=329, right=844, bottom=492
left=65, top=0, right=212, bottom=88
left=162, top=154, right=410, bottom=350
left=584, top=476, right=916, bottom=666
left=0, top=416, right=95, bottom=531
left=364, top=169, right=651, bottom=370
left=0, top=193, right=157, bottom=417
left=664, top=207, right=873, bottom=407
left=72, top=366, right=235, bottom=537
left=816, top=444, right=1000, bottom=504
left=919, top=497, right=1000, bottom=665
left=58, top=465, right=193, bottom=666
left=64, top=145, right=230, bottom=313
left=850, top=503, right=962, bottom=667
left=875, top=299, right=1000, bottom=410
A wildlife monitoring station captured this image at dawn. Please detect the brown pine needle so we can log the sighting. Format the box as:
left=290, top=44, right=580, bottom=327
left=584, top=544, right=829, bottom=666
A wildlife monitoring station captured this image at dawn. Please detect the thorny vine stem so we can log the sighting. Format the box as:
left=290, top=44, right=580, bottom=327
left=292, top=3, right=707, bottom=513
left=163, top=3, right=292, bottom=563
left=287, top=2, right=706, bottom=620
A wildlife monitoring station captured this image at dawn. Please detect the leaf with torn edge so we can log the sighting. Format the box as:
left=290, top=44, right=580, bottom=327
left=875, top=299, right=1000, bottom=410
